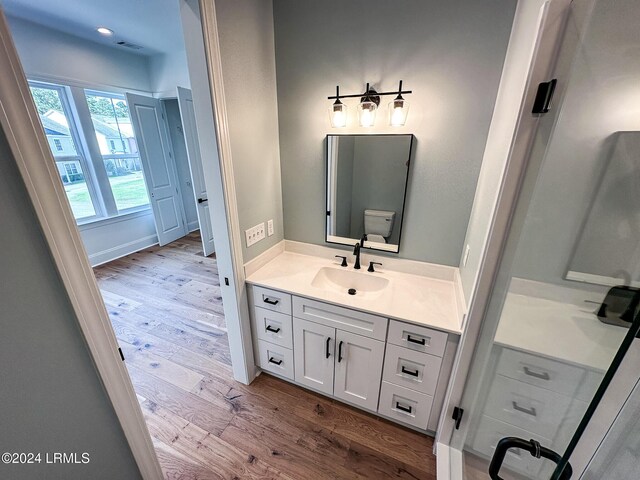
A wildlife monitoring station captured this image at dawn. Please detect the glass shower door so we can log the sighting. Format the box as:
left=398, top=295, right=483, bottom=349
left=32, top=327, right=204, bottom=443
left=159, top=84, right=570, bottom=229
left=450, top=0, right=640, bottom=478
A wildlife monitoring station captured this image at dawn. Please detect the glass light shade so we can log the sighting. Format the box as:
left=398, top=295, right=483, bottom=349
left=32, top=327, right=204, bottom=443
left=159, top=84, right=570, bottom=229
left=329, top=102, right=348, bottom=128
left=358, top=100, right=377, bottom=127
left=389, top=97, right=409, bottom=126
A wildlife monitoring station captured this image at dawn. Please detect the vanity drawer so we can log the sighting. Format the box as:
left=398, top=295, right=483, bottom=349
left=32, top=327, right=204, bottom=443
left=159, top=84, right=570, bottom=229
left=378, top=381, right=433, bottom=430
left=257, top=340, right=294, bottom=380
left=292, top=296, right=387, bottom=341
left=252, top=286, right=292, bottom=316
left=387, top=320, right=448, bottom=357
left=483, top=374, right=572, bottom=439
left=472, top=415, right=550, bottom=478
left=382, top=344, right=442, bottom=396
left=496, top=348, right=585, bottom=397
left=252, top=306, right=293, bottom=349
left=574, top=369, right=604, bottom=402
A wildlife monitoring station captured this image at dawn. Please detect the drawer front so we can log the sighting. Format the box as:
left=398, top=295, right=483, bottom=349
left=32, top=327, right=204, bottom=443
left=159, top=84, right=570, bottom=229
left=252, top=286, right=292, bottom=315
left=382, top=344, right=442, bottom=395
left=257, top=340, right=294, bottom=380
left=472, top=415, right=551, bottom=478
left=496, top=348, right=585, bottom=397
left=293, top=296, right=387, bottom=341
left=252, top=306, right=293, bottom=349
left=483, top=374, right=572, bottom=439
left=387, top=320, right=448, bottom=357
left=574, top=369, right=604, bottom=402
left=378, top=381, right=433, bottom=430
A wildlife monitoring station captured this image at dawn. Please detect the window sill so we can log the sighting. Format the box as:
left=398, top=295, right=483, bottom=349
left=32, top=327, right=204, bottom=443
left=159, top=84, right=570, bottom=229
left=77, top=206, right=152, bottom=231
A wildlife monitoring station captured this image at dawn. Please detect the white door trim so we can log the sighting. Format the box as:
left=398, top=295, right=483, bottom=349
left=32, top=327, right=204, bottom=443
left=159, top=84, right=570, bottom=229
left=0, top=11, right=163, bottom=480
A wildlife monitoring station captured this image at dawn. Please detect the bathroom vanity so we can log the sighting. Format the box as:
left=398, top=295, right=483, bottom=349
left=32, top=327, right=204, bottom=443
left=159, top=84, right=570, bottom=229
left=244, top=245, right=463, bottom=433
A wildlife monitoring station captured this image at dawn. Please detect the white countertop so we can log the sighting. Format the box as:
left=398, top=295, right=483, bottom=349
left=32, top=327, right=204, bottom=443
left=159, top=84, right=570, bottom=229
left=495, top=285, right=627, bottom=371
left=245, top=251, right=463, bottom=335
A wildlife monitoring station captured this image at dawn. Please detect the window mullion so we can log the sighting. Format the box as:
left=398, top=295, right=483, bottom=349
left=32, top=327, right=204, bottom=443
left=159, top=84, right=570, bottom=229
left=68, top=86, right=118, bottom=217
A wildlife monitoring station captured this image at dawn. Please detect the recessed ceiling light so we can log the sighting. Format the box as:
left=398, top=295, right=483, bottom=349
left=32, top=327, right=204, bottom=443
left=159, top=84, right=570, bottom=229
left=96, top=27, right=114, bottom=36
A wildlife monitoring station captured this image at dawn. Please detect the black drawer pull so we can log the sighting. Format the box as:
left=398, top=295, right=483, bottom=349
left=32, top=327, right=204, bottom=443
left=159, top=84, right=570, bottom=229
left=512, top=401, right=537, bottom=417
left=265, top=325, right=281, bottom=333
left=326, top=337, right=331, bottom=359
left=406, top=335, right=426, bottom=345
left=523, top=366, right=550, bottom=380
left=268, top=357, right=283, bottom=366
left=396, top=402, right=412, bottom=414
left=338, top=341, right=344, bottom=363
left=401, top=366, right=419, bottom=377
left=263, top=297, right=279, bottom=305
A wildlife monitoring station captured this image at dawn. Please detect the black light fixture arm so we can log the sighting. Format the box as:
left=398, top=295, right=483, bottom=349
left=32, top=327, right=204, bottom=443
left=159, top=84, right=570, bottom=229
left=328, top=80, right=412, bottom=100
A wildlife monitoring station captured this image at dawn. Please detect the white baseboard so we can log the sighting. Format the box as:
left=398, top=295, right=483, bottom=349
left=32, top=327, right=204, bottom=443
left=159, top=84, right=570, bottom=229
left=187, top=220, right=200, bottom=232
left=88, top=234, right=158, bottom=267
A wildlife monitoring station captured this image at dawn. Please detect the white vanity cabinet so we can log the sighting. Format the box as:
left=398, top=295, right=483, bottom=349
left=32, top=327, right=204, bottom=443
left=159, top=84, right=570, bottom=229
left=248, top=283, right=458, bottom=434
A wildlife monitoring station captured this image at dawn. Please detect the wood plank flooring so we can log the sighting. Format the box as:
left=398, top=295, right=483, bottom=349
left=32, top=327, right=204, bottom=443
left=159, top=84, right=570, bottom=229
left=95, top=232, right=437, bottom=479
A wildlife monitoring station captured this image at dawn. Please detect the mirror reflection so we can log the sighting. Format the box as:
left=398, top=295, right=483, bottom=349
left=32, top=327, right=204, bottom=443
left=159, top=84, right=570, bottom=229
left=566, top=131, right=640, bottom=287
left=326, top=134, right=413, bottom=253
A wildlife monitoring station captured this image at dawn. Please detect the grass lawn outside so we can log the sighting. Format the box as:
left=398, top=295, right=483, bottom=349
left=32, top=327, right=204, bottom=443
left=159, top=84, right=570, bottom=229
left=64, top=171, right=150, bottom=219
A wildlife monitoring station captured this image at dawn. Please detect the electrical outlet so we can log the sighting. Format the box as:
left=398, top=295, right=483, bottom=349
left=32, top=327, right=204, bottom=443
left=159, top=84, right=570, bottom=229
left=463, top=244, right=471, bottom=267
left=267, top=219, right=274, bottom=236
left=245, top=222, right=266, bottom=247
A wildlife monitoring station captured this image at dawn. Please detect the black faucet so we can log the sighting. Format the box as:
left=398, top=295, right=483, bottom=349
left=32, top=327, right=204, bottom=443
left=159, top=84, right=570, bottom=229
left=353, top=234, right=367, bottom=270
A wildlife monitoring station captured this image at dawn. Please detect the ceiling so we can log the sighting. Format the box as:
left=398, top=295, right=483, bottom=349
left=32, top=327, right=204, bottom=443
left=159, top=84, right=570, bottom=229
left=0, top=0, right=185, bottom=57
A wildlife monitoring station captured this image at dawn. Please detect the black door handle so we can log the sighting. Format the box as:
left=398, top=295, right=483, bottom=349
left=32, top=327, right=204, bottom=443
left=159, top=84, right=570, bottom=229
left=268, top=357, right=283, bottom=366
left=325, top=337, right=331, bottom=359
left=395, top=402, right=412, bottom=414
left=265, top=325, right=281, bottom=334
left=406, top=335, right=426, bottom=345
left=263, top=297, right=279, bottom=305
left=401, top=366, right=419, bottom=377
left=197, top=198, right=208, bottom=204
left=338, top=341, right=344, bottom=362
left=489, top=437, right=572, bottom=480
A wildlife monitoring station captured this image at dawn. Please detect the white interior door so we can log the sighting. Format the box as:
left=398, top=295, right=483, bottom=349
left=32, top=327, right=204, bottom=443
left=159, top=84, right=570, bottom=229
left=176, top=86, right=215, bottom=256
left=126, top=93, right=187, bottom=246
left=334, top=329, right=385, bottom=411
left=293, top=318, right=335, bottom=395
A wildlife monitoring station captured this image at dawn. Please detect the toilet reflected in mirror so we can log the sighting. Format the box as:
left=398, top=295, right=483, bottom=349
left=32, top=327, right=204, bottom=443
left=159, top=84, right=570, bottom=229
left=325, top=134, right=413, bottom=253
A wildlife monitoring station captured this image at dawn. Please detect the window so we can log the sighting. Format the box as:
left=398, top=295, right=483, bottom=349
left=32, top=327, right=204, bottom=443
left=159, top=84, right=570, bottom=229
left=30, top=84, right=96, bottom=219
left=29, top=81, right=150, bottom=223
left=85, top=92, right=150, bottom=212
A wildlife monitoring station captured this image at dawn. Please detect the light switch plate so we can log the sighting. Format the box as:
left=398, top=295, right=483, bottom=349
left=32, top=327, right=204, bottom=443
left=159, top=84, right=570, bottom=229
left=267, top=219, right=274, bottom=236
left=245, top=223, right=266, bottom=247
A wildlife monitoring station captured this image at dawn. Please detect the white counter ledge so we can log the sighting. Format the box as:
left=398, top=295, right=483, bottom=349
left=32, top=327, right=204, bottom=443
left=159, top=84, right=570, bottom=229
left=245, top=249, right=463, bottom=335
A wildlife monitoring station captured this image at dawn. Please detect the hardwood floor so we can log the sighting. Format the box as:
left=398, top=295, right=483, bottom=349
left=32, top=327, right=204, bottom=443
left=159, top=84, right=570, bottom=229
left=95, top=232, right=437, bottom=479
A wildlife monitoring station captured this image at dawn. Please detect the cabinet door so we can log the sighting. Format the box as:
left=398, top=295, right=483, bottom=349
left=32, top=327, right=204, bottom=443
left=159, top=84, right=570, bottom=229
left=293, top=318, right=335, bottom=395
left=334, top=330, right=385, bottom=411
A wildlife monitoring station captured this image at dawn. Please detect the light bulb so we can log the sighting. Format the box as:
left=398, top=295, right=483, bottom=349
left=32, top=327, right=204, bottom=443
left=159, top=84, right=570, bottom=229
left=389, top=97, right=409, bottom=126
left=329, top=102, right=347, bottom=128
left=358, top=101, right=377, bottom=127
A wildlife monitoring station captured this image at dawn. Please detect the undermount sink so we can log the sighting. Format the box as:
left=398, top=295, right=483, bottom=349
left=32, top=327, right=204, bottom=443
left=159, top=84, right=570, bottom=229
left=311, top=266, right=389, bottom=295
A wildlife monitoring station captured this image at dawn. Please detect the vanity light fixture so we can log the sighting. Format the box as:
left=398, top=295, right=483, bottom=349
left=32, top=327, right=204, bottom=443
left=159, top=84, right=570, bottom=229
left=329, top=86, right=348, bottom=128
left=327, top=81, right=412, bottom=127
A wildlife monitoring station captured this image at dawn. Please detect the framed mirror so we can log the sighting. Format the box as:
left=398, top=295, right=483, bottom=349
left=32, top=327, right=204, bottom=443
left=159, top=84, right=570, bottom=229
left=325, top=134, right=414, bottom=253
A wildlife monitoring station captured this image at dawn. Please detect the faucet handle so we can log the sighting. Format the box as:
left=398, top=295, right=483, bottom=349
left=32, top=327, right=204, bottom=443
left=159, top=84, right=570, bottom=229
left=335, top=255, right=348, bottom=267
left=368, top=261, right=382, bottom=273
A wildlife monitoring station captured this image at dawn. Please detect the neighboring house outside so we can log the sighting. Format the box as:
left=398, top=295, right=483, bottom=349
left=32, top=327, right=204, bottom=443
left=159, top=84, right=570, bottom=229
left=41, top=110, right=141, bottom=184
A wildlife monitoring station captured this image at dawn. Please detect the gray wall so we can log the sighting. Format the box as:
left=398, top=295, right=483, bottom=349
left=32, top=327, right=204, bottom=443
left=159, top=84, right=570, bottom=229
left=216, top=0, right=284, bottom=262
left=0, top=128, right=141, bottom=479
left=512, top=0, right=640, bottom=286
left=164, top=99, right=199, bottom=232
left=274, top=0, right=516, bottom=265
